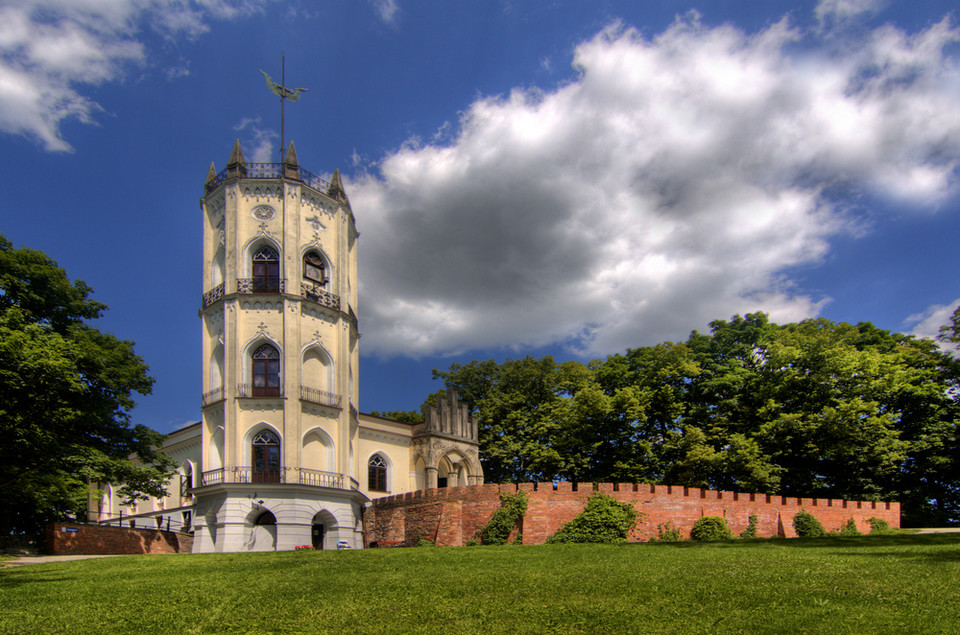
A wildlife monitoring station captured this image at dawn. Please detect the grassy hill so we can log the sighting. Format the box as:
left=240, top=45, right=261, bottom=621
left=4, top=533, right=960, bottom=633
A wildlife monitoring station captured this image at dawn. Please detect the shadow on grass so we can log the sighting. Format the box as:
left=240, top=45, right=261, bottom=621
left=624, top=534, right=960, bottom=549
left=0, top=573, right=74, bottom=589
left=632, top=532, right=960, bottom=560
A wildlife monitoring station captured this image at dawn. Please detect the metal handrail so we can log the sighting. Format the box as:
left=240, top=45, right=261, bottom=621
left=201, top=386, right=225, bottom=406
left=300, top=386, right=341, bottom=408
left=210, top=164, right=332, bottom=192
left=237, top=278, right=285, bottom=294
left=199, top=466, right=350, bottom=489
left=237, top=384, right=283, bottom=398
left=202, top=283, right=224, bottom=308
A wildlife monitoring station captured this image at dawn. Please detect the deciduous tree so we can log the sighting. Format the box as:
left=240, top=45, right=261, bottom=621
left=0, top=235, right=174, bottom=538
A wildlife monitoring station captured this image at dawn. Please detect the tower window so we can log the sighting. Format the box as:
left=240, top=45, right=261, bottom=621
left=368, top=454, right=388, bottom=492
left=252, top=245, right=280, bottom=293
left=252, top=429, right=281, bottom=483
left=252, top=344, right=280, bottom=397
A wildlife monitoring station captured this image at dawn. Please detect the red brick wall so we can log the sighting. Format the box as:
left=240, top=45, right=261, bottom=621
left=364, top=483, right=900, bottom=547
left=46, top=523, right=194, bottom=555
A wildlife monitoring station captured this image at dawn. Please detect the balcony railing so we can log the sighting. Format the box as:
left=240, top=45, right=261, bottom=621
left=202, top=386, right=225, bottom=406
left=300, top=386, right=341, bottom=408
left=199, top=466, right=354, bottom=490
left=202, top=283, right=224, bottom=308
left=210, top=163, right=333, bottom=193
left=237, top=278, right=285, bottom=294
left=301, top=281, right=340, bottom=310
left=237, top=383, right=283, bottom=398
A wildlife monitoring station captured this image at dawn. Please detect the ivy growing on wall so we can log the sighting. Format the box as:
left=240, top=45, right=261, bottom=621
left=479, top=490, right=528, bottom=545
left=546, top=493, right=641, bottom=544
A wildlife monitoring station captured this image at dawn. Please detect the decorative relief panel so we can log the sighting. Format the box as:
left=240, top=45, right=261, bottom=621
left=301, top=193, right=331, bottom=217
left=240, top=301, right=284, bottom=312
left=241, top=184, right=282, bottom=202
left=301, top=306, right=338, bottom=323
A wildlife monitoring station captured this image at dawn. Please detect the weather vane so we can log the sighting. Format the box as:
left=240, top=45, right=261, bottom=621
left=260, top=52, right=308, bottom=163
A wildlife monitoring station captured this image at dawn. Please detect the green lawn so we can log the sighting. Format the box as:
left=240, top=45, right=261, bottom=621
left=3, top=534, right=960, bottom=634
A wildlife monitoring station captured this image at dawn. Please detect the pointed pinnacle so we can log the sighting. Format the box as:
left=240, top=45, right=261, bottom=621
left=284, top=141, right=299, bottom=168
left=205, top=162, right=217, bottom=185
left=328, top=168, right=350, bottom=205
left=227, top=139, right=245, bottom=168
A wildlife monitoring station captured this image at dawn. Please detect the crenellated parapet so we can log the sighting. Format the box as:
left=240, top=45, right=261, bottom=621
left=364, top=481, right=901, bottom=547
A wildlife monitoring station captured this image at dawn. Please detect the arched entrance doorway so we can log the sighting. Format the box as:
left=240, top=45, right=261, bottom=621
left=311, top=510, right=337, bottom=550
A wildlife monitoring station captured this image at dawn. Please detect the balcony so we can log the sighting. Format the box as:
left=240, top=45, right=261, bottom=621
left=237, top=278, right=285, bottom=294
left=202, top=386, right=225, bottom=406
left=199, top=466, right=357, bottom=490
left=237, top=383, right=283, bottom=398
left=208, top=163, right=333, bottom=193
left=301, top=281, right=340, bottom=311
left=202, top=283, right=224, bottom=308
left=300, top=386, right=341, bottom=408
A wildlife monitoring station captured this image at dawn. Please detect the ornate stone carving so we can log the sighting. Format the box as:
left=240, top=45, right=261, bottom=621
left=252, top=205, right=276, bottom=221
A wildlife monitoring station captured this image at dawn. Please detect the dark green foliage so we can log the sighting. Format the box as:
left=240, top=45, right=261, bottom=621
left=652, top=522, right=681, bottom=542
left=367, top=409, right=424, bottom=424
left=839, top=518, right=861, bottom=536
left=690, top=516, right=733, bottom=541
left=0, top=234, right=174, bottom=538
left=432, top=311, right=960, bottom=524
left=868, top=517, right=892, bottom=534
left=546, top=493, right=640, bottom=544
left=793, top=510, right=826, bottom=538
left=480, top=491, right=528, bottom=545
left=739, top=514, right=759, bottom=539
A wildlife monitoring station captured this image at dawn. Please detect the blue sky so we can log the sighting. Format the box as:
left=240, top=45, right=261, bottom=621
left=1, top=0, right=959, bottom=434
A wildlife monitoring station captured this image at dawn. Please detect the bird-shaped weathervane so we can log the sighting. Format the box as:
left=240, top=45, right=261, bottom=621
left=260, top=54, right=307, bottom=162
left=260, top=69, right=309, bottom=102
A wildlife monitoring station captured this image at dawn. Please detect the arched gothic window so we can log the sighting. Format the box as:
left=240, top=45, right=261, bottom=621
left=252, top=245, right=280, bottom=293
left=252, top=429, right=280, bottom=483
left=252, top=344, right=280, bottom=397
left=368, top=454, right=387, bottom=492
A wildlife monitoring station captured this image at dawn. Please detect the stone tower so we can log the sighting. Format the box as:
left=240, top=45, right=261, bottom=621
left=192, top=140, right=365, bottom=552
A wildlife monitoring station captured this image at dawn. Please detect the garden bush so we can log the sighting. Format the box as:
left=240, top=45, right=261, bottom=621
left=546, top=493, right=640, bottom=544
left=651, top=522, right=681, bottom=542
left=838, top=518, right=861, bottom=536
left=868, top=517, right=892, bottom=534
left=690, top=516, right=732, bottom=542
left=739, top=514, right=759, bottom=539
left=480, top=491, right=528, bottom=545
left=792, top=510, right=826, bottom=538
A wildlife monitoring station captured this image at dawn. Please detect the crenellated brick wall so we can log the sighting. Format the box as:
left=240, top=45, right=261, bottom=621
left=364, top=482, right=900, bottom=547
left=46, top=523, right=194, bottom=555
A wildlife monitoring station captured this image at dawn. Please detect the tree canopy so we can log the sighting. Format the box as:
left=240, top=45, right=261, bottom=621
left=0, top=235, right=174, bottom=537
left=433, top=313, right=960, bottom=526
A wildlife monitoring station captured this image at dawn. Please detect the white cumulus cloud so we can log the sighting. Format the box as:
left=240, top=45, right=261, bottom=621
left=906, top=299, right=960, bottom=352
left=351, top=13, right=960, bottom=358
left=0, top=0, right=269, bottom=151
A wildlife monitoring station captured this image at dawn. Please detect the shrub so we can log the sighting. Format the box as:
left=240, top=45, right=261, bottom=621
left=838, top=518, right=861, bottom=536
left=690, top=516, right=733, bottom=542
left=651, top=523, right=681, bottom=543
left=793, top=510, right=826, bottom=538
left=414, top=536, right=434, bottom=547
left=739, top=514, right=759, bottom=539
left=480, top=491, right=528, bottom=545
left=868, top=517, right=892, bottom=534
left=546, top=493, right=640, bottom=544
